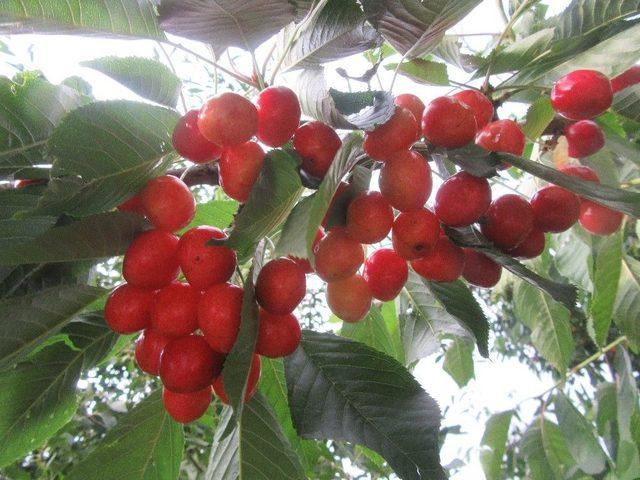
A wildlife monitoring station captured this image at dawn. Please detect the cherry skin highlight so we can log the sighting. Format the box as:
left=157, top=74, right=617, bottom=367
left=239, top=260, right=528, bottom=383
left=391, top=208, right=440, bottom=259
left=135, top=329, right=171, bottom=376
left=255, top=257, right=307, bottom=315
left=453, top=90, right=494, bottom=129
left=256, top=309, right=301, bottom=358
left=345, top=191, right=394, bottom=244
left=150, top=282, right=200, bottom=337
left=256, top=86, right=301, bottom=147
left=363, top=107, right=419, bottom=161
left=379, top=150, right=432, bottom=212
left=326, top=274, right=372, bottom=323
left=314, top=227, right=364, bottom=282
left=476, top=119, right=526, bottom=156
left=293, top=121, right=341, bottom=179
left=531, top=186, right=581, bottom=233
left=435, top=171, right=491, bottom=227
left=163, top=386, right=212, bottom=423
left=579, top=201, right=623, bottom=236
left=363, top=248, right=408, bottom=301
left=105, top=283, right=155, bottom=334
left=219, top=141, right=265, bottom=203
left=159, top=335, right=224, bottom=393
left=123, top=230, right=180, bottom=289
left=565, top=120, right=605, bottom=158
left=213, top=354, right=261, bottom=405
left=462, top=249, right=502, bottom=288
left=551, top=70, right=613, bottom=120
left=198, top=283, right=243, bottom=353
left=394, top=93, right=425, bottom=124
left=480, top=194, right=534, bottom=250
left=411, top=236, right=465, bottom=283
left=141, top=175, right=196, bottom=232
left=198, top=92, right=258, bottom=146
left=507, top=229, right=545, bottom=259
left=422, top=96, right=477, bottom=149
left=172, top=109, right=222, bottom=163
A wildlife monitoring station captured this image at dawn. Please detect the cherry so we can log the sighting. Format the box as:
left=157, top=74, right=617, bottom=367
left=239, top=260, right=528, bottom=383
left=256, top=309, right=301, bottom=358
left=579, top=201, right=623, bottom=235
left=394, top=94, right=425, bottom=125
left=213, top=354, right=261, bottom=405
left=135, top=329, right=170, bottom=376
left=178, top=226, right=236, bottom=290
left=434, top=171, right=491, bottom=227
left=256, top=86, right=301, bottom=147
left=565, top=121, right=605, bottom=158
left=411, top=236, right=465, bottom=283
left=345, top=191, right=394, bottom=244
left=198, top=283, right=243, bottom=353
left=363, top=107, right=419, bottom=161
left=391, top=208, right=440, bottom=259
left=172, top=109, right=222, bottom=163
left=140, top=175, right=195, bottom=232
left=326, top=274, right=372, bottom=323
left=480, top=194, right=534, bottom=250
left=15, top=178, right=45, bottom=188
left=551, top=70, right=613, bottom=120
left=476, top=119, right=525, bottom=156
left=150, top=282, right=200, bottom=337
left=117, top=194, right=145, bottom=215
left=559, top=164, right=600, bottom=183
left=453, top=90, right=494, bottom=129
left=159, top=335, right=224, bottom=393
left=611, top=65, right=640, bottom=93
left=507, top=229, right=545, bottom=259
left=293, top=121, right=342, bottom=179
left=198, top=92, right=258, bottom=146
left=104, top=283, right=155, bottom=334
left=314, top=227, right=364, bottom=282
left=462, top=249, right=501, bottom=288
left=422, top=96, right=477, bottom=149
left=363, top=249, right=408, bottom=301
left=219, top=141, right=265, bottom=202
left=288, top=228, right=324, bottom=274
left=379, top=150, right=432, bottom=212
left=123, top=230, right=180, bottom=288
left=163, top=386, right=212, bottom=423
left=255, top=257, right=306, bottom=315
left=531, top=186, right=580, bottom=233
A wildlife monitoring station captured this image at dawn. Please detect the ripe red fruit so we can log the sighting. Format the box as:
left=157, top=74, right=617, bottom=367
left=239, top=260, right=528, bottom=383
left=394, top=94, right=425, bottom=124
left=255, top=257, right=306, bottom=315
left=150, top=282, right=200, bottom=337
left=453, top=90, right=494, bottom=129
left=213, top=354, right=261, bottom=405
left=135, top=329, right=170, bottom=376
left=314, top=227, right=364, bottom=282
left=345, top=191, right=394, bottom=244
left=326, top=274, right=372, bottom=323
left=288, top=228, right=324, bottom=274
left=293, top=121, right=341, bottom=179
left=435, top=172, right=491, bottom=227
left=163, top=387, right=212, bottom=423
left=159, top=335, right=224, bottom=393
left=391, top=208, right=440, bottom=259
left=507, top=229, right=545, bottom=259
left=104, top=283, right=155, bottom=334
left=422, top=96, right=477, bottom=149
left=198, top=282, right=243, bottom=353
left=462, top=249, right=501, bottom=288
left=177, top=226, right=236, bottom=290
left=219, top=141, right=265, bottom=202
left=172, top=109, right=222, bottom=163
left=611, top=65, right=640, bottom=93
left=256, top=309, right=301, bottom=358
left=551, top=70, right=613, bottom=120
left=579, top=201, right=623, bottom=235
left=140, top=175, right=195, bottom=232
left=565, top=120, right=605, bottom=158
left=363, top=248, right=408, bottom=301
left=117, top=194, right=145, bottom=214
left=123, top=230, right=180, bottom=288
left=531, top=186, right=581, bottom=233
left=379, top=150, right=432, bottom=212
left=411, top=236, right=465, bottom=282
left=559, top=164, right=600, bottom=183
left=363, top=107, right=419, bottom=161
left=198, top=92, right=258, bottom=146
left=256, top=86, right=301, bottom=147
left=476, top=119, right=526, bottom=156
left=480, top=195, right=534, bottom=250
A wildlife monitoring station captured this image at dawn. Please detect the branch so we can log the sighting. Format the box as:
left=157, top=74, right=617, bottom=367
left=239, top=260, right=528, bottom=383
left=167, top=163, right=219, bottom=187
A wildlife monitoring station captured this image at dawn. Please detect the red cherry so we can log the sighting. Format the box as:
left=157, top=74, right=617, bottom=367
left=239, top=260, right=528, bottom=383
left=117, top=194, right=145, bottom=214
left=435, top=172, right=491, bottom=227
left=150, top=282, right=200, bottom=337
left=422, top=96, right=477, bottom=149
left=256, top=86, right=301, bottom=147
left=293, top=121, right=342, bottom=179
left=135, top=329, right=170, bottom=376
left=140, top=175, right=195, bottom=232
left=314, top=227, right=364, bottom=282
left=255, top=257, right=306, bottom=315
left=507, top=229, right=545, bottom=259
left=326, top=274, right=372, bottom=323
left=391, top=208, right=440, bottom=259
left=394, top=94, right=425, bottom=125
left=163, top=386, right=212, bottom=423
left=198, top=283, right=243, bottom=353
left=476, top=119, right=525, bottom=156
left=379, top=150, right=432, bottom=212
left=565, top=121, right=605, bottom=158
left=287, top=228, right=324, bottom=274
left=551, top=70, right=613, bottom=120
left=531, top=186, right=580, bottom=233
left=104, top=283, right=155, bottom=334
left=177, top=226, right=236, bottom=290
left=480, top=195, right=534, bottom=250
left=219, top=141, right=265, bottom=202
left=611, top=65, right=640, bottom=93
left=213, top=354, right=261, bottom=405
left=558, top=164, right=600, bottom=183
left=411, top=236, right=465, bottom=283
left=363, top=248, right=408, bottom=301
left=123, top=230, right=180, bottom=288
left=462, top=249, right=501, bottom=288
left=363, top=107, right=419, bottom=161
left=579, top=201, right=623, bottom=235
left=159, top=335, right=225, bottom=393
left=172, top=109, right=222, bottom=163
left=256, top=309, right=301, bottom=358
left=198, top=92, right=258, bottom=146
left=453, top=90, right=494, bottom=129
left=345, top=191, right=394, bottom=244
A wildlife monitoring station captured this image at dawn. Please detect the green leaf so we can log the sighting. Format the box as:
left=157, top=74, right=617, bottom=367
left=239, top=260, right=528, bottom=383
left=0, top=284, right=106, bottom=368
left=479, top=410, right=514, bottom=480
left=0, top=190, right=41, bottom=219
left=275, top=193, right=316, bottom=260
left=385, top=58, right=449, bottom=86
left=0, top=211, right=146, bottom=266
left=554, top=230, right=593, bottom=291
left=340, top=304, right=404, bottom=362
left=521, top=417, right=577, bottom=480
left=67, top=390, right=184, bottom=480
left=183, top=199, right=237, bottom=232
left=522, top=97, right=555, bottom=141
left=443, top=336, right=474, bottom=387
left=613, top=256, right=640, bottom=352
left=514, top=282, right=574, bottom=373
left=615, top=347, right=640, bottom=480
left=613, top=84, right=640, bottom=122
left=0, top=216, right=57, bottom=248
left=432, top=35, right=483, bottom=73
left=285, top=330, right=445, bottom=480
left=81, top=57, right=181, bottom=107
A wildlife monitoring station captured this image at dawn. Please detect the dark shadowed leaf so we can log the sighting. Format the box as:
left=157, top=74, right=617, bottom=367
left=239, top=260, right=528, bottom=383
left=0, top=190, right=41, bottom=219
left=613, top=83, right=640, bottom=122
left=480, top=410, right=513, bottom=480
left=0, top=216, right=57, bottom=248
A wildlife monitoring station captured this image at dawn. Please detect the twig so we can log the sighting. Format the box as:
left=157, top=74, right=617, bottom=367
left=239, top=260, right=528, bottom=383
left=156, top=41, right=187, bottom=112
left=168, top=164, right=219, bottom=187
